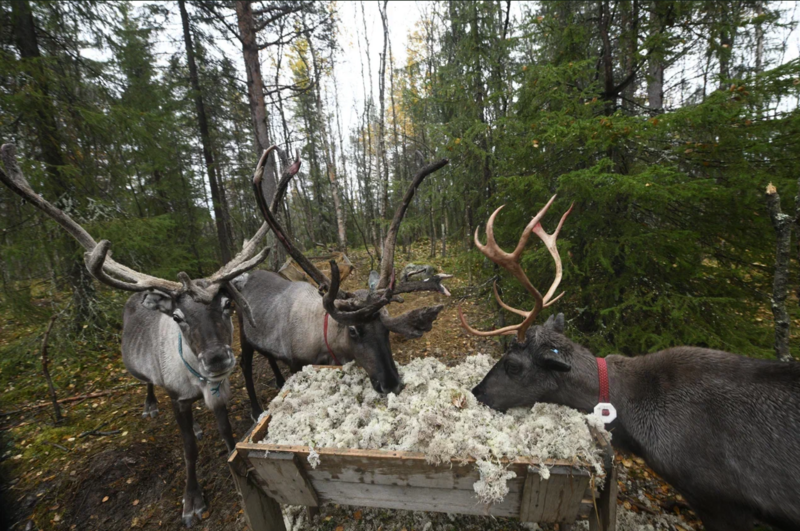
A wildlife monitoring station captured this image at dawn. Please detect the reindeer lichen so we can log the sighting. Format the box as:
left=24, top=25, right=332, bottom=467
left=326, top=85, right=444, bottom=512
left=263, top=355, right=607, bottom=504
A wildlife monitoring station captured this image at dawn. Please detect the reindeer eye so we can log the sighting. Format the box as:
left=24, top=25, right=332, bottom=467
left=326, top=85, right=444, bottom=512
left=222, top=298, right=232, bottom=311
left=348, top=326, right=359, bottom=339
left=172, top=310, right=185, bottom=323
left=505, top=358, right=523, bottom=376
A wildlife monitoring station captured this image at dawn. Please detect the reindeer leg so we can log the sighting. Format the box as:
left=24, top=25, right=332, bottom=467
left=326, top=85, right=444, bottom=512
left=171, top=398, right=205, bottom=528
left=239, top=337, right=263, bottom=422
left=263, top=351, right=285, bottom=388
left=212, top=404, right=235, bottom=454
left=142, top=383, right=158, bottom=418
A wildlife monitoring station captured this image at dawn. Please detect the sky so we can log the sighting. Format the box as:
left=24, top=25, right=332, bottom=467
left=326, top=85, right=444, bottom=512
left=81, top=0, right=800, bottom=191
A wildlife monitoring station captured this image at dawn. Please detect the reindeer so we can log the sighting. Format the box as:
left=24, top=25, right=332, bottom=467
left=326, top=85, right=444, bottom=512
left=460, top=196, right=800, bottom=531
left=0, top=144, right=289, bottom=527
left=234, top=152, right=452, bottom=418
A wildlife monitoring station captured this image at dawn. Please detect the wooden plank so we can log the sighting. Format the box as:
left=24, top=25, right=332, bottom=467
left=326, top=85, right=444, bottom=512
left=541, top=469, right=590, bottom=523
left=249, top=414, right=271, bottom=443
left=310, top=476, right=525, bottom=518
left=250, top=451, right=320, bottom=507
left=237, top=441, right=592, bottom=470
left=228, top=450, right=286, bottom=531
left=588, top=424, right=617, bottom=531
left=519, top=466, right=548, bottom=522
left=307, top=457, right=478, bottom=489
left=590, top=465, right=618, bottom=531
left=560, top=471, right=592, bottom=523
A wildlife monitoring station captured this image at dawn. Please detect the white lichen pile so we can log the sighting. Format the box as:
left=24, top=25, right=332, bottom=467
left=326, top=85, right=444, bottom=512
left=263, top=355, right=606, bottom=504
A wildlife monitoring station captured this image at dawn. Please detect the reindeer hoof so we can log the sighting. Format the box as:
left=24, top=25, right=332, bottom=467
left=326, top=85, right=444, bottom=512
left=250, top=408, right=264, bottom=424
left=142, top=407, right=158, bottom=419
left=181, top=491, right=206, bottom=528
left=193, top=422, right=203, bottom=440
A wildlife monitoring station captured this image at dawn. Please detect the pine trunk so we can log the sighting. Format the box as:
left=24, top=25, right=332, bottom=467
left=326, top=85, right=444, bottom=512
left=179, top=0, right=234, bottom=263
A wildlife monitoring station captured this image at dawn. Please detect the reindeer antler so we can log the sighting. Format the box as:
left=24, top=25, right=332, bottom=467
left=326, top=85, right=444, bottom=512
left=252, top=146, right=332, bottom=291
left=458, top=195, right=573, bottom=343
left=375, top=158, right=452, bottom=296
left=0, top=143, right=273, bottom=324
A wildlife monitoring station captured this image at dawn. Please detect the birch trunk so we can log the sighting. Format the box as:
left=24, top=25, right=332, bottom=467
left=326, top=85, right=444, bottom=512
left=765, top=183, right=793, bottom=362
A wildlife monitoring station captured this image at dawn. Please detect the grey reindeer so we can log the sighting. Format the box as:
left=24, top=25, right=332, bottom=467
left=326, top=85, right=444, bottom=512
left=0, top=144, right=283, bottom=527
left=460, top=196, right=800, bottom=531
left=235, top=152, right=453, bottom=418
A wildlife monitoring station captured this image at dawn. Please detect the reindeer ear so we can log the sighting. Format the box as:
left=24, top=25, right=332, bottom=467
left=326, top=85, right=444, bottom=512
left=142, top=290, right=174, bottom=313
left=230, top=272, right=249, bottom=292
left=381, top=305, right=444, bottom=338
left=544, top=313, right=565, bottom=334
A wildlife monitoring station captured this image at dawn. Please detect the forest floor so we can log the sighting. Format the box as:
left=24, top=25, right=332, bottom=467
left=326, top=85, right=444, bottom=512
left=2, top=244, right=705, bottom=531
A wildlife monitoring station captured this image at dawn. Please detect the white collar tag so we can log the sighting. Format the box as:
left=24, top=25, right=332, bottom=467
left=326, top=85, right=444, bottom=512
left=593, top=402, right=617, bottom=424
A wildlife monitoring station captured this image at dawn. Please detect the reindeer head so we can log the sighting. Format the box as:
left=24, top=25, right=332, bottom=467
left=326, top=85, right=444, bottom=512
left=254, top=153, right=451, bottom=394
left=459, top=196, right=581, bottom=412
left=0, top=143, right=292, bottom=382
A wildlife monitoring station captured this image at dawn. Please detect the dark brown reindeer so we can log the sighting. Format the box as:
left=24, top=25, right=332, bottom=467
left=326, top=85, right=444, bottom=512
left=0, top=144, right=282, bottom=527
left=234, top=152, right=452, bottom=418
left=461, top=196, right=800, bottom=531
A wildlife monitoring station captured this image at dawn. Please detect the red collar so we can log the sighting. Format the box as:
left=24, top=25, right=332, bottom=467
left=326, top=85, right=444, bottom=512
left=596, top=357, right=610, bottom=404
left=593, top=357, right=616, bottom=423
left=323, top=313, right=341, bottom=366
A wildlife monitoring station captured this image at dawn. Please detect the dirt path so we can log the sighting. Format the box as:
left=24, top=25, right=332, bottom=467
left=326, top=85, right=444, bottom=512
left=1, top=254, right=702, bottom=531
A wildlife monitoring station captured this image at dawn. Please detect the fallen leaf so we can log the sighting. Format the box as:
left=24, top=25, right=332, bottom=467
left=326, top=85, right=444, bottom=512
left=102, top=496, right=109, bottom=503
left=132, top=500, right=139, bottom=506
left=354, top=510, right=362, bottom=520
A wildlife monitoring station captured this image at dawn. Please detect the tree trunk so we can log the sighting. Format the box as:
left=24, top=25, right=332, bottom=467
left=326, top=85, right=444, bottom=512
left=755, top=1, right=764, bottom=74
left=765, top=183, right=793, bottom=362
left=11, top=0, right=95, bottom=327
left=441, top=195, right=447, bottom=258
left=235, top=0, right=283, bottom=267
left=429, top=197, right=436, bottom=258
left=377, top=1, right=390, bottom=244
left=647, top=2, right=664, bottom=111
left=309, top=37, right=347, bottom=251
left=41, top=313, right=62, bottom=422
left=179, top=0, right=233, bottom=263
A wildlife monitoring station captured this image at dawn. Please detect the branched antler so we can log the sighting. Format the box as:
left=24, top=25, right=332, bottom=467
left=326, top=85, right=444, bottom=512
left=322, top=261, right=395, bottom=325
left=458, top=195, right=573, bottom=342
left=376, top=158, right=450, bottom=292
left=0, top=143, right=272, bottom=326
left=252, top=147, right=331, bottom=290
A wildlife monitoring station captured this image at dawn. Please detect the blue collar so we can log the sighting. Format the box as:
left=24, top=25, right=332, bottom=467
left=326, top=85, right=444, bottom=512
left=178, top=333, right=221, bottom=396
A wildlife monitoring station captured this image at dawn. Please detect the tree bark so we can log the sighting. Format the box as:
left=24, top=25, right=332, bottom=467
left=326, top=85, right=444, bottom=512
left=754, top=1, right=764, bottom=74
left=765, top=183, right=794, bottom=362
left=647, top=1, right=664, bottom=111
left=377, top=1, right=390, bottom=244
left=235, top=0, right=284, bottom=267
left=179, top=0, right=234, bottom=263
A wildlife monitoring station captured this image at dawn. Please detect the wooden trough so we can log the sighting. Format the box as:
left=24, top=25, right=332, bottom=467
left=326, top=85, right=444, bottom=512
left=229, top=369, right=618, bottom=531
